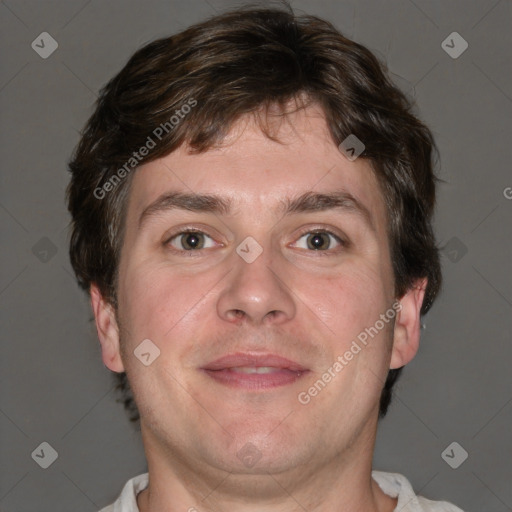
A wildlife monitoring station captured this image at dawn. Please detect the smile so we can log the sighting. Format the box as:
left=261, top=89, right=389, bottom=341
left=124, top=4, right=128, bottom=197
left=201, top=353, right=310, bottom=390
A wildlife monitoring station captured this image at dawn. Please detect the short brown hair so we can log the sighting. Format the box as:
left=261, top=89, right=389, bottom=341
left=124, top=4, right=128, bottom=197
left=67, top=4, right=441, bottom=423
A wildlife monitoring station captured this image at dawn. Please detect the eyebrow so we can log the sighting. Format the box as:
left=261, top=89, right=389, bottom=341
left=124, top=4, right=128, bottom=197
left=282, top=190, right=374, bottom=231
left=139, top=192, right=232, bottom=229
left=138, top=189, right=375, bottom=232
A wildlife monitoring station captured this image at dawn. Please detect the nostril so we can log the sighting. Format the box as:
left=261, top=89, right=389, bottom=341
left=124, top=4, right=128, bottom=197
left=264, top=310, right=280, bottom=323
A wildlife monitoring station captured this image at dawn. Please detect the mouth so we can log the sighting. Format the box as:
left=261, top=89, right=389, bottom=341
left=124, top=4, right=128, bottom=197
left=200, top=353, right=310, bottom=390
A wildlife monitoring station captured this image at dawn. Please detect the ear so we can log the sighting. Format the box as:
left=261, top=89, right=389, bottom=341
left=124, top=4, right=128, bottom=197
left=90, top=284, right=125, bottom=373
left=389, top=278, right=427, bottom=370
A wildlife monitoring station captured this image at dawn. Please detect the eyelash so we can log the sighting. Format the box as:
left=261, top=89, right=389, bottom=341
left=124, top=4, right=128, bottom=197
left=291, top=228, right=347, bottom=254
left=164, top=229, right=217, bottom=255
left=164, top=227, right=349, bottom=256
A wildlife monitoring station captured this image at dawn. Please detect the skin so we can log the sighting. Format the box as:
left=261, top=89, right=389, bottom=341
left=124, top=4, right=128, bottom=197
left=91, top=103, right=426, bottom=512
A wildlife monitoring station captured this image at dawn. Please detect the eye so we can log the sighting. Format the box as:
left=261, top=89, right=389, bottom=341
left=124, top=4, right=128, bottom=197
left=167, top=231, right=216, bottom=251
left=293, top=230, right=344, bottom=251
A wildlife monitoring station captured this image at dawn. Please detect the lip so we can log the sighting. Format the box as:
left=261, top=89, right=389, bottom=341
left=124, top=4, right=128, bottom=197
left=200, top=352, right=310, bottom=390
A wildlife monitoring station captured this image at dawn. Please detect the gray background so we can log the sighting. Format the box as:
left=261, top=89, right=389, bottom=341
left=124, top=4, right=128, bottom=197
left=0, top=0, right=511, bottom=511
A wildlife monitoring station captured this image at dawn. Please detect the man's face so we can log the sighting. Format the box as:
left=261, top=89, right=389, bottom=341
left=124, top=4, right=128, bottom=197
left=101, top=104, right=402, bottom=477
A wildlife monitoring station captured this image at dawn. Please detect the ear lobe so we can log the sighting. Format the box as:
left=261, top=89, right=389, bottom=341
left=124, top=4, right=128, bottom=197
left=90, top=284, right=125, bottom=373
left=389, top=278, right=427, bottom=370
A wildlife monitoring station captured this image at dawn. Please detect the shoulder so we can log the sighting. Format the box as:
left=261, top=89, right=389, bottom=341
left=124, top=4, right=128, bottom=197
left=372, top=470, right=465, bottom=512
left=97, top=473, right=149, bottom=512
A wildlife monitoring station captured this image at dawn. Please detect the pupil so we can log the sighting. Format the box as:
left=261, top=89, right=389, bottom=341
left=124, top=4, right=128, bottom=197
left=309, top=233, right=327, bottom=250
left=184, top=233, right=201, bottom=249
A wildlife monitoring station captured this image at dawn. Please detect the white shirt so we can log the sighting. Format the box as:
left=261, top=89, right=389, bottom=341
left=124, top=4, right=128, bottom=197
left=98, top=471, right=465, bottom=511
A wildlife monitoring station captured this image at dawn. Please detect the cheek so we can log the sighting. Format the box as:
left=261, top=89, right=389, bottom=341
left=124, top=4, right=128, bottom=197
left=298, top=260, right=390, bottom=337
left=118, top=261, right=214, bottom=346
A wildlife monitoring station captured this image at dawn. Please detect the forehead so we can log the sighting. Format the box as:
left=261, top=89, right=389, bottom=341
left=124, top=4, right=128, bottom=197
left=125, top=104, right=386, bottom=228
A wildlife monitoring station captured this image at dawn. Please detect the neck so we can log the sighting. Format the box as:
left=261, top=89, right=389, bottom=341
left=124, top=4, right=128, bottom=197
left=135, top=418, right=397, bottom=512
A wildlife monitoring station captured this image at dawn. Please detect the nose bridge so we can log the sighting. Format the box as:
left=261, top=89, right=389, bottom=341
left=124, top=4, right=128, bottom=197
left=216, top=235, right=296, bottom=325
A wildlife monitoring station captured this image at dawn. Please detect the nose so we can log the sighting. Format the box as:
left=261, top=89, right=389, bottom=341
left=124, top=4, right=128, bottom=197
left=216, top=245, right=296, bottom=326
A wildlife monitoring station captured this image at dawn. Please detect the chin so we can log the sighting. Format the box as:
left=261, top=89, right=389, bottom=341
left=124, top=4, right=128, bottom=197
left=222, top=429, right=307, bottom=474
